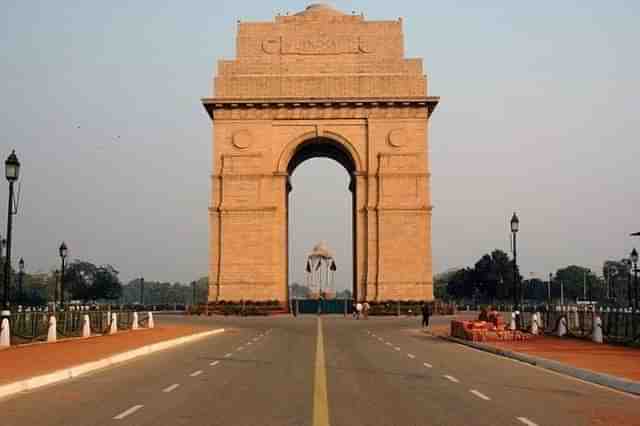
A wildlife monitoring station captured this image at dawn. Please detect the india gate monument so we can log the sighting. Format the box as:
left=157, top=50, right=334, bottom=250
left=202, top=4, right=439, bottom=303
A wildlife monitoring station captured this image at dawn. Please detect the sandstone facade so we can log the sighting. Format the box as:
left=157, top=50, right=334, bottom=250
left=202, top=4, right=439, bottom=302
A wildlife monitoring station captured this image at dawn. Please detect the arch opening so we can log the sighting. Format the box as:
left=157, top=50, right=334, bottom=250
left=286, top=137, right=358, bottom=308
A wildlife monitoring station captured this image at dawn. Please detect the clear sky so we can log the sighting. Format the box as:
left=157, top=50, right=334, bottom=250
left=1, top=1, right=639, bottom=289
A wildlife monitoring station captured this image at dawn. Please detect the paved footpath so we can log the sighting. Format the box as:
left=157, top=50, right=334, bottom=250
left=1, top=314, right=639, bottom=426
left=487, top=336, right=640, bottom=382
left=0, top=323, right=212, bottom=385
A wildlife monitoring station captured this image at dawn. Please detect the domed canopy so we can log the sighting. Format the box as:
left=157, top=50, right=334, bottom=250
left=309, top=241, right=333, bottom=259
left=295, top=3, right=346, bottom=17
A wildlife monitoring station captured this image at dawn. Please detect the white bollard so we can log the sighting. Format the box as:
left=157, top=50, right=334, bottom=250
left=47, top=315, right=57, bottom=342
left=557, top=315, right=568, bottom=337
left=82, top=314, right=91, bottom=338
left=109, top=313, right=118, bottom=335
left=592, top=315, right=603, bottom=343
left=537, top=311, right=544, bottom=331
left=531, top=313, right=539, bottom=335
left=132, top=312, right=139, bottom=330
left=510, top=312, right=516, bottom=331
left=0, top=318, right=10, bottom=347
left=147, top=312, right=154, bottom=329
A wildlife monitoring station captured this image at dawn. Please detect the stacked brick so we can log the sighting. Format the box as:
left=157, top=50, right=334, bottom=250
left=451, top=315, right=532, bottom=342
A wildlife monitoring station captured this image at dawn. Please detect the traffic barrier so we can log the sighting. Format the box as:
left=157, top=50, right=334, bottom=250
left=109, top=313, right=118, bottom=335
left=0, top=318, right=10, bottom=347
left=132, top=312, right=139, bottom=330
left=592, top=315, right=603, bottom=344
left=82, top=314, right=91, bottom=338
left=47, top=315, right=57, bottom=342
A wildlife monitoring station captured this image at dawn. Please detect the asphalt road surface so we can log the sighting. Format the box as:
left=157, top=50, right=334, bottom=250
left=1, top=314, right=639, bottom=426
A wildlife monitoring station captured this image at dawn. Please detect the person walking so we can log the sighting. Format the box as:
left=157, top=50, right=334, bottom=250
left=356, top=302, right=363, bottom=319
left=421, top=302, right=430, bottom=329
left=363, top=301, right=370, bottom=319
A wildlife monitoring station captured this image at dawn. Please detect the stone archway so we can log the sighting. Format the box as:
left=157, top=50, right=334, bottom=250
left=202, top=4, right=439, bottom=303
left=285, top=136, right=359, bottom=300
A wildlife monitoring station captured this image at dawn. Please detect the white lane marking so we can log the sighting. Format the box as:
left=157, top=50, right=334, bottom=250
left=190, top=370, right=203, bottom=377
left=113, top=405, right=144, bottom=420
left=385, top=342, right=392, bottom=346
left=423, top=362, right=433, bottom=368
left=237, top=346, right=244, bottom=351
left=470, top=389, right=491, bottom=401
left=407, top=354, right=415, bottom=359
left=224, top=353, right=232, bottom=358
left=444, top=375, right=460, bottom=383
left=210, top=361, right=220, bottom=367
left=163, top=384, right=180, bottom=393
left=517, top=417, right=538, bottom=426
left=247, top=341, right=253, bottom=345
left=394, top=347, right=401, bottom=351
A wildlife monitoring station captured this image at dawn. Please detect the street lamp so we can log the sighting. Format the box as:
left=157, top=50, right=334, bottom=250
left=548, top=273, right=553, bottom=305
left=17, top=258, right=24, bottom=305
left=59, top=242, right=68, bottom=308
left=510, top=212, right=520, bottom=311
left=3, top=150, right=20, bottom=318
left=139, top=277, right=145, bottom=306
left=631, top=248, right=638, bottom=311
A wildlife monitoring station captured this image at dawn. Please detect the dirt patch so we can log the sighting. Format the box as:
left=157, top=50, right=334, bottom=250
left=0, top=324, right=210, bottom=385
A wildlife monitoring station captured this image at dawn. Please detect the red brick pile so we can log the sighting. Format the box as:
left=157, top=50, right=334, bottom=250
left=451, top=316, right=532, bottom=342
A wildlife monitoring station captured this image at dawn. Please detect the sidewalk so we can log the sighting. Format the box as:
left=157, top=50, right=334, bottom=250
left=0, top=324, right=210, bottom=386
left=488, top=336, right=640, bottom=382
left=431, top=323, right=640, bottom=395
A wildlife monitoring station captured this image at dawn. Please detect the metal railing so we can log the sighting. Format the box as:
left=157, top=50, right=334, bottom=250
left=7, top=309, right=147, bottom=345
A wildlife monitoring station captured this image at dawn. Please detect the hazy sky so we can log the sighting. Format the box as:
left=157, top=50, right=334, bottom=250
left=1, top=1, right=638, bottom=290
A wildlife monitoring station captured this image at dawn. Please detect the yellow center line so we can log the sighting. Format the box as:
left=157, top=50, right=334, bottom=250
left=313, top=317, right=330, bottom=426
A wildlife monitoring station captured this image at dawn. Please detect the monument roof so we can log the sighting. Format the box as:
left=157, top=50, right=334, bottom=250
left=295, top=3, right=346, bottom=17
left=309, top=241, right=333, bottom=259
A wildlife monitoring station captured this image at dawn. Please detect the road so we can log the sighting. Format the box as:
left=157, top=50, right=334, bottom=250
left=1, top=314, right=639, bottom=426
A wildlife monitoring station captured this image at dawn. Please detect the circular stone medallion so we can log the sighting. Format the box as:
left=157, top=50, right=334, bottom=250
left=232, top=130, right=252, bottom=150
left=388, top=128, right=408, bottom=148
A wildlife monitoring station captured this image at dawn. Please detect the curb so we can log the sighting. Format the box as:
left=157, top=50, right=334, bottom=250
left=0, top=328, right=225, bottom=400
left=440, top=335, right=640, bottom=396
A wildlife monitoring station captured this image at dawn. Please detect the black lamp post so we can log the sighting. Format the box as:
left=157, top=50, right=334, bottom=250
left=59, top=242, right=68, bottom=308
left=510, top=212, right=520, bottom=310
left=3, top=150, right=20, bottom=318
left=548, top=272, right=553, bottom=305
left=139, top=277, right=145, bottom=306
left=17, top=258, right=24, bottom=305
left=631, top=248, right=638, bottom=311
left=53, top=270, right=59, bottom=310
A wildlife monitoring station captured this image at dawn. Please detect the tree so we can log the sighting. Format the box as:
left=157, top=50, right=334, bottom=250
left=290, top=282, right=311, bottom=299
left=554, top=265, right=602, bottom=302
left=446, top=268, right=474, bottom=299
left=65, top=261, right=122, bottom=302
